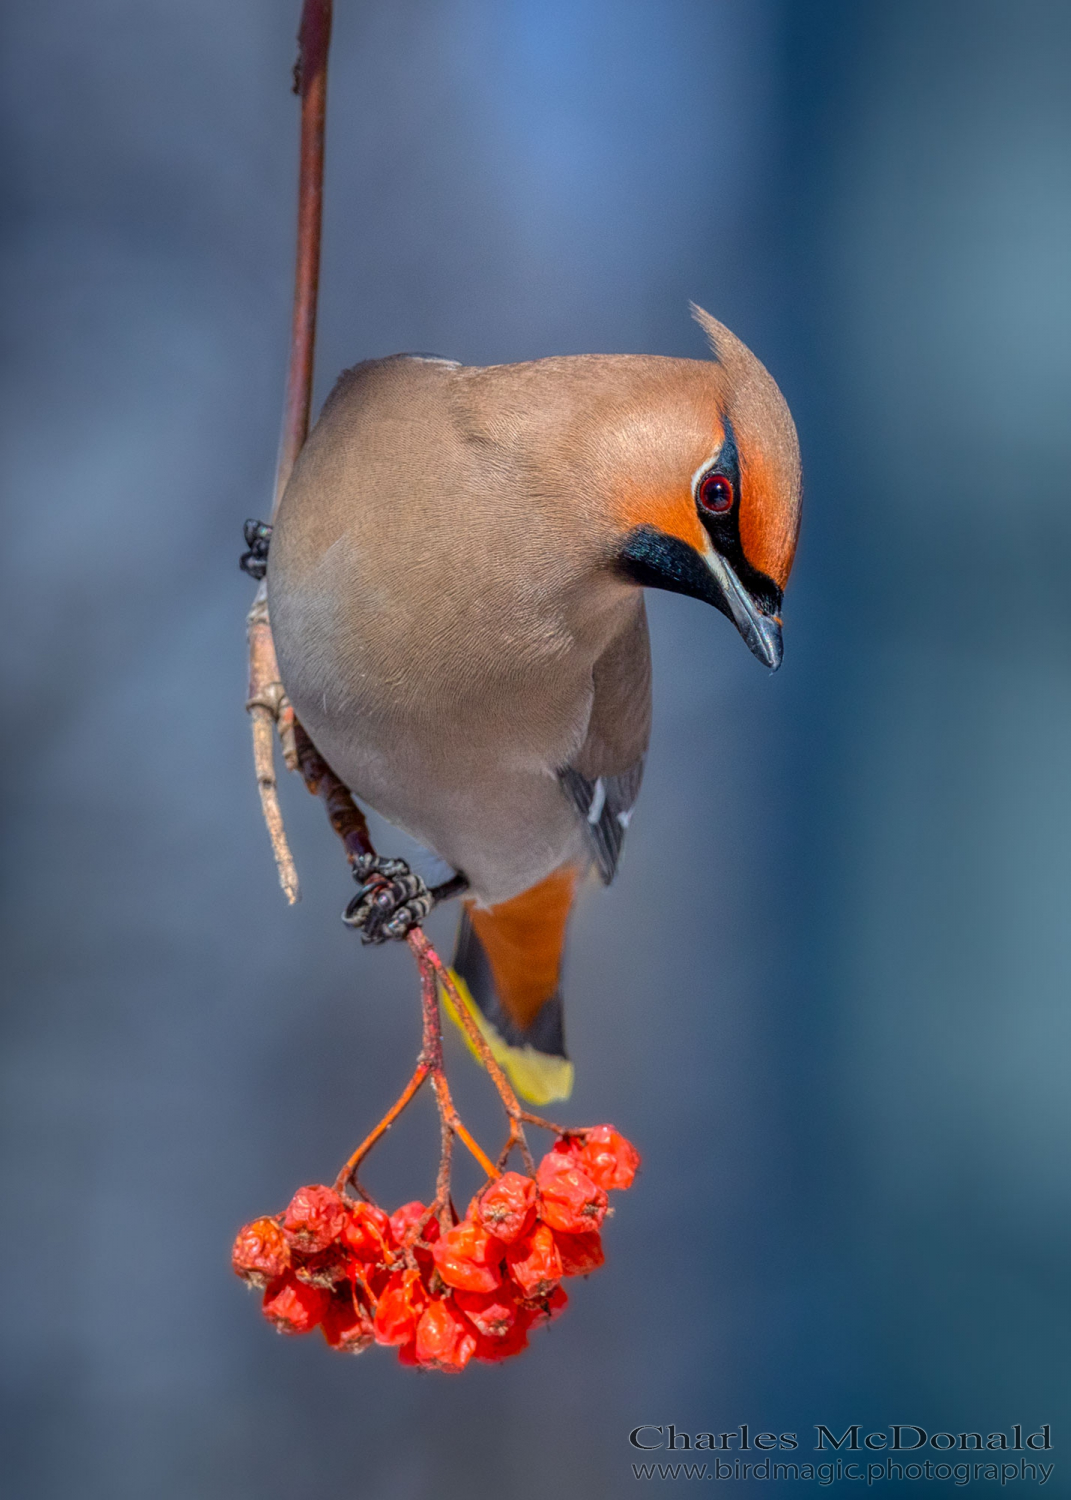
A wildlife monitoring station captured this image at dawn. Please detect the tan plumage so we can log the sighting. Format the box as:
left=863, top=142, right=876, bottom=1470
left=267, top=307, right=801, bottom=1101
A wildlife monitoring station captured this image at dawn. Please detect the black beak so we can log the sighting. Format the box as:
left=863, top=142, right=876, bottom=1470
left=616, top=525, right=784, bottom=669
left=702, top=546, right=783, bottom=669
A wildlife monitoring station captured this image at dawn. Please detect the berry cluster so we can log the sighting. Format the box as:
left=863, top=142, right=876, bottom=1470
left=232, top=1125, right=639, bottom=1371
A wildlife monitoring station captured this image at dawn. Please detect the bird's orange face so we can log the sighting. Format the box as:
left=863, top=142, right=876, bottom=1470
left=613, top=384, right=801, bottom=669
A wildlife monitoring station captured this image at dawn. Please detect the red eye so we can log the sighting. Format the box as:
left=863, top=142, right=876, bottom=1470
left=698, top=473, right=734, bottom=514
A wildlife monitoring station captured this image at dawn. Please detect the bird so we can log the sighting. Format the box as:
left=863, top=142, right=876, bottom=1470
left=266, top=305, right=801, bottom=1104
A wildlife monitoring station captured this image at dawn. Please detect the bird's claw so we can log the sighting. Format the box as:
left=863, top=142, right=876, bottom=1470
left=240, top=519, right=272, bottom=581
left=343, top=855, right=433, bottom=944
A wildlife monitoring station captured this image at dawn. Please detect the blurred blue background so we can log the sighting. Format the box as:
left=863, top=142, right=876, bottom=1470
left=1, top=1, right=1068, bottom=1495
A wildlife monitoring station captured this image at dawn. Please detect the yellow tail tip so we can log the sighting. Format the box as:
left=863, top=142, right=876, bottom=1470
left=441, top=970, right=574, bottom=1105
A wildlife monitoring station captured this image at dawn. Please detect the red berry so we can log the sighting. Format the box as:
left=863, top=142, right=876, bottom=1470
left=432, top=1218, right=506, bottom=1293
left=339, top=1201, right=391, bottom=1265
left=553, top=1229, right=605, bottom=1278
left=475, top=1172, right=537, bottom=1244
left=363, top=1202, right=394, bottom=1243
left=414, top=1297, right=477, bottom=1372
left=522, top=1283, right=569, bottom=1327
left=536, top=1159, right=608, bottom=1234
left=506, top=1222, right=563, bottom=1298
left=231, top=1217, right=290, bottom=1289
left=373, top=1268, right=428, bottom=1346
left=389, top=1200, right=440, bottom=1248
left=282, top=1185, right=349, bottom=1255
left=453, top=1287, right=517, bottom=1339
left=261, top=1272, right=331, bottom=1334
left=546, top=1283, right=568, bottom=1319
left=321, top=1288, right=374, bottom=1354
left=546, top=1135, right=583, bottom=1166
left=293, top=1243, right=354, bottom=1289
left=472, top=1316, right=530, bottom=1362
left=577, top=1125, right=641, bottom=1191
left=362, top=1262, right=394, bottom=1301
left=389, top=1203, right=438, bottom=1277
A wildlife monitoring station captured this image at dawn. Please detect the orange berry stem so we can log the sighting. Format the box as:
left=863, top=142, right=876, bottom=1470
left=452, top=1115, right=499, bottom=1183
left=333, top=1061, right=429, bottom=1197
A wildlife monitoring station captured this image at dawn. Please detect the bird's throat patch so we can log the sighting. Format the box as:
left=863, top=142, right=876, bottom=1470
left=615, top=523, right=783, bottom=624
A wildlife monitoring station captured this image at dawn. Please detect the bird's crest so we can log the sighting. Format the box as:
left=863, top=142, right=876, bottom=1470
left=689, top=301, right=751, bottom=369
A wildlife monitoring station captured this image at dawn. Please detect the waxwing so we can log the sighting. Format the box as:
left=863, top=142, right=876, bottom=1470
left=267, top=305, right=802, bottom=1103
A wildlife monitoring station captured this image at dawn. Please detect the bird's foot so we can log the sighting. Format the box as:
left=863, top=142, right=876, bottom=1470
left=240, top=519, right=272, bottom=580
left=343, top=856, right=434, bottom=944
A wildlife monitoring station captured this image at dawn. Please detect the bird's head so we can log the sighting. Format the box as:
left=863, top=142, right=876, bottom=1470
left=606, top=304, right=801, bottom=669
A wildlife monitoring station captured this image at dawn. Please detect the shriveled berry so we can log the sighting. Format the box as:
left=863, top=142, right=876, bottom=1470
left=577, top=1125, right=641, bottom=1191
left=389, top=1200, right=439, bottom=1248
left=553, top=1229, right=605, bottom=1278
left=282, top=1185, right=349, bottom=1255
left=414, top=1297, right=477, bottom=1372
left=432, top=1219, right=505, bottom=1293
left=293, top=1243, right=353, bottom=1288
left=232, top=1217, right=290, bottom=1289
left=475, top=1172, right=537, bottom=1244
left=545, top=1135, right=583, bottom=1167
left=454, top=1286, right=517, bottom=1339
left=261, top=1272, right=331, bottom=1334
left=521, top=1283, right=569, bottom=1327
left=547, top=1283, right=569, bottom=1319
left=321, top=1289, right=374, bottom=1354
left=506, top=1222, right=563, bottom=1298
left=373, top=1268, right=428, bottom=1346
left=536, top=1159, right=608, bottom=1234
left=473, top=1316, right=530, bottom=1362
left=362, top=1202, right=394, bottom=1244
left=339, top=1201, right=391, bottom=1265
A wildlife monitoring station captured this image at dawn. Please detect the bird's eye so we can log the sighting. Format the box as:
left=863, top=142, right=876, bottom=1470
left=698, top=472, right=734, bottom=514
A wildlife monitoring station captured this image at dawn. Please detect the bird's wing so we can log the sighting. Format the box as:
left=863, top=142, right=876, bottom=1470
left=558, top=599, right=652, bottom=884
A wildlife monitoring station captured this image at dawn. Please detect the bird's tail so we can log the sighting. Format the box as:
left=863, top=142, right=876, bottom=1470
left=443, top=865, right=579, bottom=1105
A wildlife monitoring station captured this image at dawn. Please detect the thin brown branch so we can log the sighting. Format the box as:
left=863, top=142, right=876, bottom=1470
left=431, top=1094, right=456, bottom=1233
left=273, top=0, right=333, bottom=515
left=247, top=589, right=299, bottom=902
left=246, top=1, right=333, bottom=891
left=249, top=705, right=299, bottom=903
left=292, top=722, right=376, bottom=865
left=497, top=1119, right=529, bottom=1173
left=517, top=1111, right=584, bottom=1139
left=412, top=959, right=452, bottom=1230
